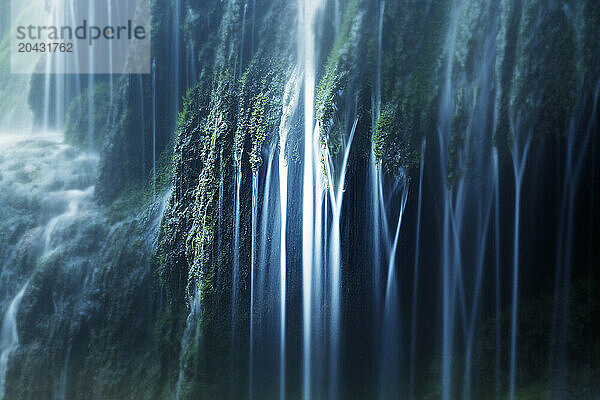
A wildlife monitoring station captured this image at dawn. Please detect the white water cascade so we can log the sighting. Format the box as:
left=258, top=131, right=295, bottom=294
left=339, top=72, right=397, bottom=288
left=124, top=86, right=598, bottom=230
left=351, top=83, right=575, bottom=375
left=323, top=117, right=357, bottom=399
left=0, top=283, right=28, bottom=400
left=408, top=139, right=426, bottom=399
left=508, top=131, right=532, bottom=400
left=0, top=130, right=100, bottom=397
left=298, top=0, right=326, bottom=398
left=249, top=171, right=258, bottom=399
left=277, top=66, right=301, bottom=400
left=54, top=344, right=72, bottom=400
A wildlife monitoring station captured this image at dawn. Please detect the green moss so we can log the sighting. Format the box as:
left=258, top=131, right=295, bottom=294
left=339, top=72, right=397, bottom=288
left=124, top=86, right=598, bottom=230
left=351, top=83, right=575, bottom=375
left=249, top=91, right=268, bottom=170
left=64, top=81, right=113, bottom=149
left=496, top=1, right=578, bottom=152
left=373, top=102, right=415, bottom=176
left=234, top=55, right=285, bottom=173
left=513, top=3, right=577, bottom=139
left=315, top=0, right=361, bottom=135
left=372, top=0, right=450, bottom=175
left=188, top=71, right=236, bottom=302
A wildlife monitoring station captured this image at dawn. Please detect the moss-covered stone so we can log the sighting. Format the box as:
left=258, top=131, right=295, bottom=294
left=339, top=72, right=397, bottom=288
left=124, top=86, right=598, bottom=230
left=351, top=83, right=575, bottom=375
left=65, top=81, right=113, bottom=149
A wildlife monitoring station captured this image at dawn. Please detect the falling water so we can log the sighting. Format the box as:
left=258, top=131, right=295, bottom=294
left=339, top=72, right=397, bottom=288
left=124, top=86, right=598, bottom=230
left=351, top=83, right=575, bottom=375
left=42, top=51, right=52, bottom=131
left=369, top=157, right=383, bottom=342
left=257, top=147, right=275, bottom=272
left=54, top=344, right=72, bottom=400
left=439, top=1, right=462, bottom=396
left=375, top=0, right=385, bottom=121
left=371, top=0, right=387, bottom=360
left=249, top=172, right=258, bottom=399
left=251, top=144, right=276, bottom=399
left=462, top=6, right=498, bottom=396
left=299, top=0, right=324, bottom=397
left=278, top=152, right=288, bottom=400
left=379, top=185, right=409, bottom=398
left=0, top=283, right=28, bottom=400
left=39, top=0, right=68, bottom=132
left=277, top=66, right=301, bottom=400
left=240, top=1, right=248, bottom=78
left=462, top=168, right=495, bottom=400
left=87, top=3, right=95, bottom=146
left=323, top=117, right=357, bottom=399
left=1, top=1, right=598, bottom=398
left=173, top=0, right=182, bottom=120
left=508, top=132, right=531, bottom=400
left=175, top=290, right=202, bottom=400
left=152, top=59, right=158, bottom=199
left=493, top=147, right=501, bottom=400
left=549, top=80, right=600, bottom=397
left=333, top=0, right=341, bottom=34
left=251, top=0, right=256, bottom=52
left=43, top=187, right=95, bottom=253
left=0, top=133, right=103, bottom=400
left=215, top=145, right=226, bottom=309
left=138, top=74, right=147, bottom=179
left=104, top=0, right=113, bottom=125
left=385, top=188, right=409, bottom=313
left=409, top=139, right=426, bottom=399
left=232, top=163, right=242, bottom=381
left=106, top=0, right=114, bottom=116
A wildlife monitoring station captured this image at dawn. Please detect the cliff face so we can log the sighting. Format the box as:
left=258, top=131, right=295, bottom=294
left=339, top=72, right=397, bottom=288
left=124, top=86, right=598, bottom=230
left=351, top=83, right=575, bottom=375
left=157, top=0, right=600, bottom=398
left=1, top=0, right=599, bottom=398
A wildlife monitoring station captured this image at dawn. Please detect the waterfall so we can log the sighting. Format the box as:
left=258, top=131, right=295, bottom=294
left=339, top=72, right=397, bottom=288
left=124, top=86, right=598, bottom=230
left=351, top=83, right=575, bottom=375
left=370, top=0, right=389, bottom=373
left=508, top=132, right=531, bottom=400
left=549, top=80, right=600, bottom=396
left=173, top=0, right=182, bottom=120
left=104, top=0, right=113, bottom=125
left=375, top=0, right=385, bottom=121
left=1, top=0, right=598, bottom=398
left=240, top=1, right=248, bottom=78
left=253, top=144, right=277, bottom=399
left=218, top=146, right=225, bottom=266
left=277, top=65, right=301, bottom=400
left=434, top=2, right=508, bottom=398
left=439, top=2, right=462, bottom=396
left=175, top=290, right=202, bottom=400
left=379, top=185, right=409, bottom=398
left=249, top=172, right=258, bottom=399
left=369, top=153, right=383, bottom=338
left=0, top=98, right=156, bottom=398
left=462, top=167, right=495, bottom=400
left=152, top=59, right=158, bottom=200
left=43, top=187, right=95, bottom=253
left=138, top=75, right=147, bottom=179
left=278, top=153, right=288, bottom=400
left=493, top=147, right=501, bottom=400
left=0, top=129, right=101, bottom=396
left=408, top=139, right=426, bottom=399
left=87, top=3, right=95, bottom=145
left=232, top=163, right=242, bottom=384
left=251, top=0, right=256, bottom=52
left=323, top=117, right=357, bottom=399
left=0, top=283, right=28, bottom=400
left=298, top=0, right=326, bottom=398
left=54, top=344, right=72, bottom=400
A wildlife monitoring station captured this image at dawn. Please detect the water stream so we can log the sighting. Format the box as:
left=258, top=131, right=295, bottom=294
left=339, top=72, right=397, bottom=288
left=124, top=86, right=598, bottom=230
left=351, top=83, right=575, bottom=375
left=0, top=283, right=28, bottom=399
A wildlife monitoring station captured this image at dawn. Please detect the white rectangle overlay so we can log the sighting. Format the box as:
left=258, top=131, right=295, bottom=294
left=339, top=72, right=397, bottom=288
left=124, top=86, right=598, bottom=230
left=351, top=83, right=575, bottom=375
left=11, top=0, right=151, bottom=74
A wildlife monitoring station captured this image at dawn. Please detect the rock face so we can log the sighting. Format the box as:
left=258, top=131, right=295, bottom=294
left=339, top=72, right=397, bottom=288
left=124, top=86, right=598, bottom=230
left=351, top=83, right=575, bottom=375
left=0, top=0, right=599, bottom=399
left=156, top=0, right=600, bottom=398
